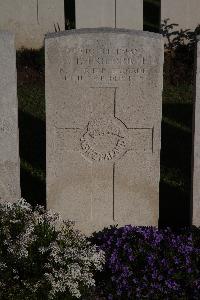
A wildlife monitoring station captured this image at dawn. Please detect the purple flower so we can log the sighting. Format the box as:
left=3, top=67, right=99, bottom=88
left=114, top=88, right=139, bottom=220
left=92, top=225, right=200, bottom=299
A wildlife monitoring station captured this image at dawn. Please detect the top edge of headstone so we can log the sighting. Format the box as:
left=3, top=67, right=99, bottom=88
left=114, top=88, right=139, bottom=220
left=45, top=28, right=162, bottom=41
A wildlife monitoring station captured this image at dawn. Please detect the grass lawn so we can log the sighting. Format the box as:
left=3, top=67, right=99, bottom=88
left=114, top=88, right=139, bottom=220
left=17, top=49, right=46, bottom=207
left=160, top=84, right=193, bottom=228
left=17, top=46, right=194, bottom=228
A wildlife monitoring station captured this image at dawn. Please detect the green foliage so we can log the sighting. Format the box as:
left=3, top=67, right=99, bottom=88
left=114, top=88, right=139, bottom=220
left=161, top=20, right=200, bottom=86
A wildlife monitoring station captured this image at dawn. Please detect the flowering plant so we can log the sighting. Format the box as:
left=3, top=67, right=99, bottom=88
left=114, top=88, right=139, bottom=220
left=0, top=199, right=105, bottom=300
left=92, top=226, right=200, bottom=299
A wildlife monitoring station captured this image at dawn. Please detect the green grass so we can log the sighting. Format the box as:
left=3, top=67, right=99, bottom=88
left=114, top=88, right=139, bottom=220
left=18, top=80, right=46, bottom=207
left=160, top=83, right=193, bottom=227
left=163, top=84, right=193, bottom=104
left=18, top=84, right=45, bottom=120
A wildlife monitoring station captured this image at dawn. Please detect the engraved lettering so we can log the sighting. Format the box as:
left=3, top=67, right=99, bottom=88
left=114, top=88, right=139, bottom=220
left=58, top=45, right=150, bottom=85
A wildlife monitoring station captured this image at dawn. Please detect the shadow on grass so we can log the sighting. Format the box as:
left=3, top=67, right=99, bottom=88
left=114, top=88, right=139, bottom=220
left=144, top=0, right=160, bottom=33
left=159, top=181, right=190, bottom=228
left=19, top=110, right=46, bottom=208
left=20, top=168, right=45, bottom=208
left=64, top=0, right=75, bottom=29
left=159, top=103, right=193, bottom=228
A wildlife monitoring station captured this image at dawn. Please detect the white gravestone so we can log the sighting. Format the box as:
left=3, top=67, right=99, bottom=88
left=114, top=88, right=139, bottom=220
left=75, top=0, right=143, bottom=30
left=0, top=0, right=65, bottom=49
left=192, top=37, right=200, bottom=226
left=46, top=28, right=163, bottom=234
left=161, top=0, right=200, bottom=32
left=0, top=32, right=20, bottom=202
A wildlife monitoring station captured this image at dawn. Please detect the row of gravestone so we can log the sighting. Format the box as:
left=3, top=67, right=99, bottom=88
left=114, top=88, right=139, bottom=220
left=1, top=28, right=200, bottom=234
left=0, top=0, right=200, bottom=50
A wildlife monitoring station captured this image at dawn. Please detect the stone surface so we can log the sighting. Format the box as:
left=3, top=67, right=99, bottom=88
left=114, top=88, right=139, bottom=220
left=192, top=38, right=200, bottom=226
left=161, top=0, right=200, bottom=31
left=75, top=0, right=115, bottom=29
left=116, top=0, right=143, bottom=30
left=46, top=28, right=163, bottom=234
left=75, top=0, right=143, bottom=30
left=0, top=32, right=20, bottom=202
left=0, top=0, right=64, bottom=49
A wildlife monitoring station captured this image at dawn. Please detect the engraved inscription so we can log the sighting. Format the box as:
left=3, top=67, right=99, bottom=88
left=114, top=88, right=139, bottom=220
left=80, top=117, right=128, bottom=162
left=60, top=66, right=145, bottom=84
left=52, top=42, right=149, bottom=84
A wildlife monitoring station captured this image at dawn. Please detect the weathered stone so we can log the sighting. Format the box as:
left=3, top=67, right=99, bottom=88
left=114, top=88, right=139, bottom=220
left=46, top=28, right=163, bottom=234
left=161, top=0, right=200, bottom=31
left=0, top=0, right=64, bottom=49
left=192, top=37, right=200, bottom=226
left=75, top=0, right=143, bottom=30
left=0, top=32, right=20, bottom=202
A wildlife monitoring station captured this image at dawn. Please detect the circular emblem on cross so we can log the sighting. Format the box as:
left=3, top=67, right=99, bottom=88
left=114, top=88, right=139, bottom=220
left=80, top=116, right=129, bottom=162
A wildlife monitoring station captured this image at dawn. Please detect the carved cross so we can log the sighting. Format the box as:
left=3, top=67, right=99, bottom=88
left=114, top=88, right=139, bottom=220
left=55, top=87, right=153, bottom=221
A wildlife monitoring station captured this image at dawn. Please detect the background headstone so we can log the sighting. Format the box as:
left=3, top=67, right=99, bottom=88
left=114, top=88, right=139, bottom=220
left=0, top=32, right=20, bottom=202
left=0, top=0, right=65, bottom=49
left=161, top=0, right=200, bottom=31
left=46, top=28, right=163, bottom=233
left=192, top=37, right=200, bottom=227
left=116, top=0, right=143, bottom=30
left=75, top=0, right=143, bottom=30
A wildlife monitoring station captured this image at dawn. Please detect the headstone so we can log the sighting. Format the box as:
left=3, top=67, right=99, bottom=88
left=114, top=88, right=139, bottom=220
left=0, top=32, right=20, bottom=202
left=192, top=37, right=200, bottom=226
left=75, top=0, right=143, bottom=30
left=161, top=0, right=200, bottom=31
left=116, top=0, right=143, bottom=30
left=0, top=0, right=65, bottom=49
left=46, top=28, right=163, bottom=234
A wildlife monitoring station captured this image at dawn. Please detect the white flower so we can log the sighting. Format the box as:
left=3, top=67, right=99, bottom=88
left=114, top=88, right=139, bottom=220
left=0, top=199, right=105, bottom=299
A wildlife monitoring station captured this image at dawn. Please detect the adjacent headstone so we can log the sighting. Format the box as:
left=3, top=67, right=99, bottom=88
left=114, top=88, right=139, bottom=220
left=75, top=0, right=143, bottom=30
left=161, top=0, right=200, bottom=31
left=46, top=28, right=163, bottom=234
left=76, top=0, right=115, bottom=29
left=0, top=0, right=65, bottom=49
left=0, top=32, right=20, bottom=202
left=192, top=37, right=200, bottom=226
left=116, top=0, right=143, bottom=30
